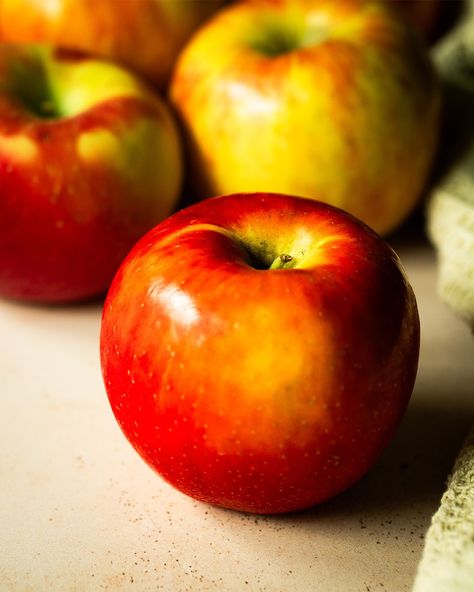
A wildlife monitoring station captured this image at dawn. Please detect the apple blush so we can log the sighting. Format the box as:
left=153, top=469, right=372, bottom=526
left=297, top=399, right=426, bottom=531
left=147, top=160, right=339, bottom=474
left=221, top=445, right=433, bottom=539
left=101, top=193, right=420, bottom=514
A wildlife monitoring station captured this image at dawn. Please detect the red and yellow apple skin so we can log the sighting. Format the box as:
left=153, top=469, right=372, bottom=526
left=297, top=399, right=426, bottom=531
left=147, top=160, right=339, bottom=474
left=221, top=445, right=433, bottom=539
left=0, top=45, right=182, bottom=303
left=170, top=0, right=441, bottom=236
left=100, top=192, right=420, bottom=514
left=247, top=0, right=442, bottom=40
left=0, top=0, right=223, bottom=88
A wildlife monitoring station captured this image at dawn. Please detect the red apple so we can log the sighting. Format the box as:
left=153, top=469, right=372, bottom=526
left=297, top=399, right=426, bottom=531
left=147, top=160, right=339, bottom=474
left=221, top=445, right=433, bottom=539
left=170, top=0, right=441, bottom=236
left=100, top=192, right=420, bottom=514
left=0, top=44, right=183, bottom=303
left=0, top=0, right=223, bottom=88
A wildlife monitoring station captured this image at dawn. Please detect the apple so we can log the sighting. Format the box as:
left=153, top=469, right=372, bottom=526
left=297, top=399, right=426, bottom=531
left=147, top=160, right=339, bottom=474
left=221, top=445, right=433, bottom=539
left=245, top=0, right=443, bottom=41
left=0, top=0, right=223, bottom=88
left=100, top=192, right=420, bottom=514
left=0, top=44, right=183, bottom=303
left=170, top=0, right=441, bottom=236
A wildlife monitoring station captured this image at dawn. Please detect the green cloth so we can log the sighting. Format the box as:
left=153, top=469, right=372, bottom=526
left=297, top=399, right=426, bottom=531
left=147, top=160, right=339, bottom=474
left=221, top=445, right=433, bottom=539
left=414, top=3, right=474, bottom=590
left=413, top=429, right=474, bottom=592
left=427, top=0, right=474, bottom=330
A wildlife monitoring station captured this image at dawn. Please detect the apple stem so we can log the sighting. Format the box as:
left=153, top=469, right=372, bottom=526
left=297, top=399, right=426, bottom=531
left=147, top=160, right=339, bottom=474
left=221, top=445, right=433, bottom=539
left=269, top=254, right=295, bottom=270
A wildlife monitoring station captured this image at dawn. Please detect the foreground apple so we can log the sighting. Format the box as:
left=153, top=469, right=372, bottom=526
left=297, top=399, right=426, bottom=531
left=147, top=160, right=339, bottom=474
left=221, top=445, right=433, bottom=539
left=100, top=192, right=420, bottom=514
left=0, top=0, right=223, bottom=88
left=170, top=0, right=441, bottom=236
left=0, top=44, right=182, bottom=303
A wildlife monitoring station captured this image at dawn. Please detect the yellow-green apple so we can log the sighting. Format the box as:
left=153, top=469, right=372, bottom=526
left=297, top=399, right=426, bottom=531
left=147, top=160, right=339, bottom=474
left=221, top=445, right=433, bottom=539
left=0, top=0, right=223, bottom=88
left=170, top=0, right=441, bottom=236
left=245, top=0, right=443, bottom=41
left=100, top=192, right=420, bottom=514
left=0, top=44, right=182, bottom=303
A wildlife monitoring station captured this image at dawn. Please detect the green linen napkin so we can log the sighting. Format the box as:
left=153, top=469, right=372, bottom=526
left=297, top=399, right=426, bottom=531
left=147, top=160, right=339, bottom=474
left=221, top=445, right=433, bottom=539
left=413, top=2, right=474, bottom=591
left=413, top=429, right=474, bottom=592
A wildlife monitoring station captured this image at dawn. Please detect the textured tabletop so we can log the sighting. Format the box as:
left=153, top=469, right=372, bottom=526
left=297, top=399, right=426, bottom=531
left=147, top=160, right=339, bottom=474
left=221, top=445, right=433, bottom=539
left=1, top=227, right=474, bottom=592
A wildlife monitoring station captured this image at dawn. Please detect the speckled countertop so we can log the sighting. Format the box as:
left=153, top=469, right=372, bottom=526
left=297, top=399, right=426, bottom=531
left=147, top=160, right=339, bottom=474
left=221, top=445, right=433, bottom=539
left=1, top=223, right=474, bottom=592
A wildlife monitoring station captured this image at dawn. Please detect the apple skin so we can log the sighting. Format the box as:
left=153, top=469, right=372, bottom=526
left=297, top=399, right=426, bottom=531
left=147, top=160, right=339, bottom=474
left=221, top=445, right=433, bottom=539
left=246, top=1, right=443, bottom=40
left=0, top=0, right=223, bottom=88
left=0, top=44, right=182, bottom=303
left=100, top=192, right=420, bottom=514
left=170, top=0, right=441, bottom=236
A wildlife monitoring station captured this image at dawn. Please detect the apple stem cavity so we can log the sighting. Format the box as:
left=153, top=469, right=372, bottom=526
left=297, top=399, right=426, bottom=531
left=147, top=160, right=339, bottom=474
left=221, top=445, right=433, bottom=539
left=249, top=26, right=301, bottom=57
left=8, top=53, right=62, bottom=120
left=248, top=13, right=329, bottom=58
left=241, top=240, right=297, bottom=271
left=269, top=253, right=295, bottom=270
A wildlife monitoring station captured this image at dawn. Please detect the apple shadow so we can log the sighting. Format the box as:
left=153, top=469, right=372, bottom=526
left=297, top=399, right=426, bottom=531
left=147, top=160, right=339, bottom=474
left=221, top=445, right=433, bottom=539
left=431, top=79, right=474, bottom=185
left=0, top=295, right=104, bottom=353
left=255, top=389, right=471, bottom=539
left=195, top=390, right=473, bottom=592
left=202, top=389, right=473, bottom=532
left=432, top=0, right=466, bottom=44
left=0, top=292, right=104, bottom=311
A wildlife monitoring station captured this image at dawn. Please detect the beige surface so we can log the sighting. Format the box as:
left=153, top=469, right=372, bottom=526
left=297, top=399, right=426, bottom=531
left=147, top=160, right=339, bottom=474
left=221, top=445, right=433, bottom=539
left=1, top=228, right=473, bottom=592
